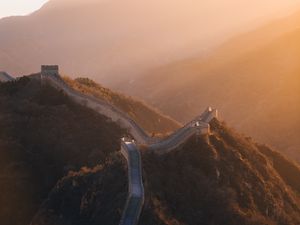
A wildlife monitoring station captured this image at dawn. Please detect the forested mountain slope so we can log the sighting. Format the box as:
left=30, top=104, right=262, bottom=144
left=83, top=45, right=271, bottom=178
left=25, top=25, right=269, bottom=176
left=30, top=119, right=300, bottom=225
left=0, top=77, right=127, bottom=225
left=1, top=76, right=300, bottom=225
left=140, top=120, right=300, bottom=225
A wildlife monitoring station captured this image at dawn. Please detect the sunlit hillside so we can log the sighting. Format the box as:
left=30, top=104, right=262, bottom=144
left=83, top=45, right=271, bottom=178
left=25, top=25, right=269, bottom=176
left=120, top=11, right=300, bottom=162
left=63, top=76, right=180, bottom=134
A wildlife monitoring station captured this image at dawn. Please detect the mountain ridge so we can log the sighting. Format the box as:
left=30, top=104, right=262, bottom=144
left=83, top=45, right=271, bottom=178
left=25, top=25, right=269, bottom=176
left=1, top=74, right=300, bottom=225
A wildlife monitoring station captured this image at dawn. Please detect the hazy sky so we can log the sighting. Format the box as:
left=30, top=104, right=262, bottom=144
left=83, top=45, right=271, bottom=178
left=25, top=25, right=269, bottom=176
left=1, top=0, right=300, bottom=19
left=0, top=0, right=48, bottom=18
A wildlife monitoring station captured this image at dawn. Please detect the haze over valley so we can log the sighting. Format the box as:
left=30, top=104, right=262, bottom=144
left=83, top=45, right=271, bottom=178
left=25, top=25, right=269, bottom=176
left=0, top=1, right=300, bottom=224
left=1, top=0, right=300, bottom=84
left=119, top=10, right=300, bottom=162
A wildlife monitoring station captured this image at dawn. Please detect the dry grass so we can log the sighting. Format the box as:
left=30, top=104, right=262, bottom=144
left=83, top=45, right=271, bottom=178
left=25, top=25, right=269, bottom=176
left=63, top=76, right=180, bottom=134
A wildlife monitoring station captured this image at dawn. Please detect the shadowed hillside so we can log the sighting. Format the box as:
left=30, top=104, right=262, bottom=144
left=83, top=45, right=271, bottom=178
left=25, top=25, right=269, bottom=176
left=140, top=119, right=300, bottom=225
left=22, top=119, right=300, bottom=225
left=121, top=11, right=300, bottom=162
left=31, top=156, right=127, bottom=225
left=0, top=77, right=126, bottom=225
left=63, top=76, right=180, bottom=134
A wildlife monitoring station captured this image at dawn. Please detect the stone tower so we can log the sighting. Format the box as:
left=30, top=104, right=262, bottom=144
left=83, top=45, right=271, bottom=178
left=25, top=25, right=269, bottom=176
left=41, top=65, right=59, bottom=76
left=40, top=65, right=59, bottom=85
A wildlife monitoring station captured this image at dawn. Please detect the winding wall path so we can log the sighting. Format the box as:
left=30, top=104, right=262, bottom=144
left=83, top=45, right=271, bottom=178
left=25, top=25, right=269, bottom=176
left=120, top=141, right=144, bottom=225
left=42, top=73, right=217, bottom=148
left=42, top=74, right=151, bottom=144
left=42, top=72, right=218, bottom=225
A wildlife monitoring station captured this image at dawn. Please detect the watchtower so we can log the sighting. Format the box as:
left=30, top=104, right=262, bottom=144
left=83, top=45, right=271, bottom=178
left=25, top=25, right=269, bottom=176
left=40, top=65, right=60, bottom=86
left=41, top=65, right=59, bottom=76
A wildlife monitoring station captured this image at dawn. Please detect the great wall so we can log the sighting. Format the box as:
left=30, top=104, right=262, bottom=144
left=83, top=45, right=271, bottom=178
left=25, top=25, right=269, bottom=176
left=120, top=141, right=144, bottom=225
left=1, top=66, right=218, bottom=225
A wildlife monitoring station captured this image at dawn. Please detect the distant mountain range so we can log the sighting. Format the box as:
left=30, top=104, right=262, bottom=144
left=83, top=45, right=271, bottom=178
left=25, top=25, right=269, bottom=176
left=119, top=11, right=300, bottom=162
left=0, top=0, right=216, bottom=82
left=0, top=0, right=294, bottom=85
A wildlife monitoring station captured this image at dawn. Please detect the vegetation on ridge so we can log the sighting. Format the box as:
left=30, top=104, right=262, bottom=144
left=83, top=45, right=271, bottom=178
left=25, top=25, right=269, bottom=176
left=140, top=119, right=300, bottom=225
left=63, top=76, right=180, bottom=135
left=31, top=156, right=127, bottom=225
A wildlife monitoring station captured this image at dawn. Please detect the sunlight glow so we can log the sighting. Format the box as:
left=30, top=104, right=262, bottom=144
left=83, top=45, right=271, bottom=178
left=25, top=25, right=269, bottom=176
left=1, top=0, right=300, bottom=20
left=0, top=0, right=48, bottom=19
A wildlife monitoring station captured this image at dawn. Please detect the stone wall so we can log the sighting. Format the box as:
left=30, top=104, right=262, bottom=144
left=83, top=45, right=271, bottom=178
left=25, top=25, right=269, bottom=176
left=120, top=141, right=144, bottom=225
left=41, top=71, right=218, bottom=151
left=41, top=73, right=150, bottom=144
